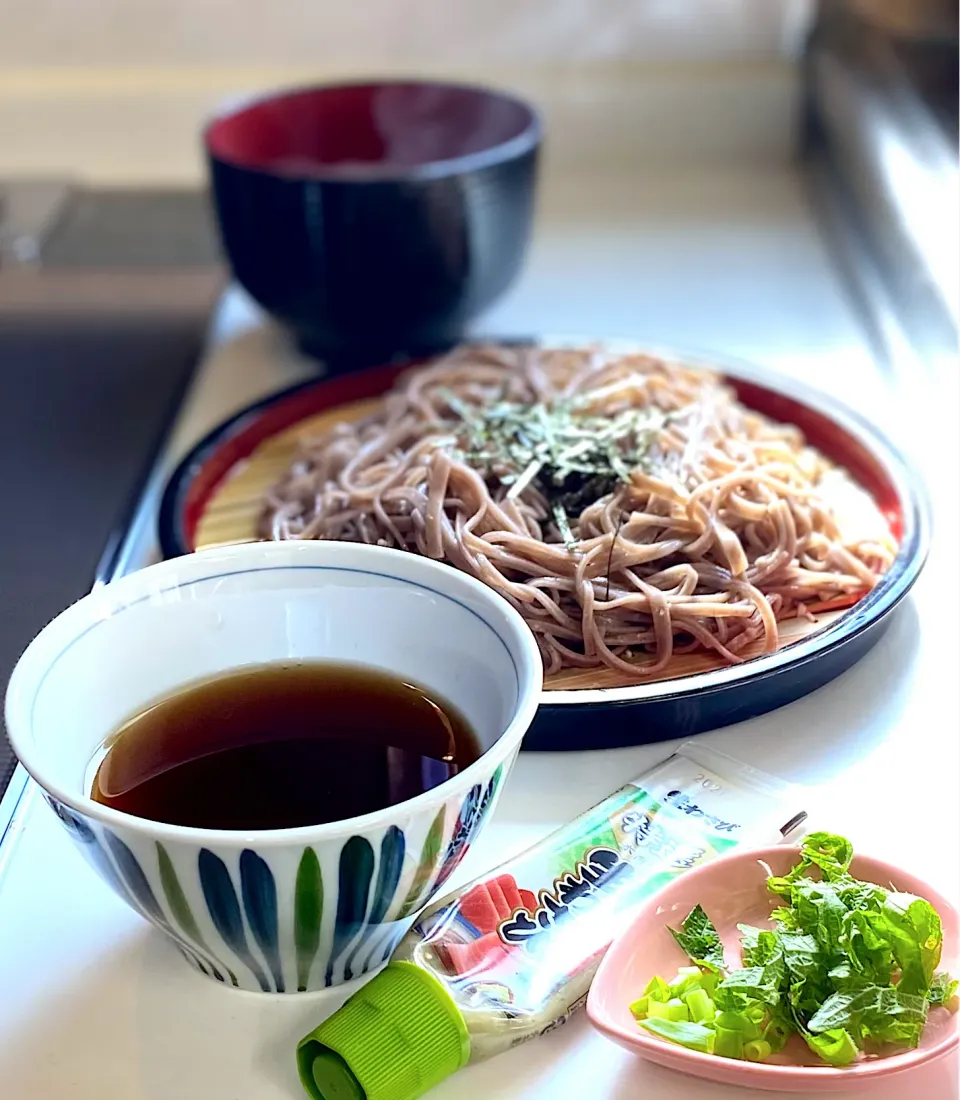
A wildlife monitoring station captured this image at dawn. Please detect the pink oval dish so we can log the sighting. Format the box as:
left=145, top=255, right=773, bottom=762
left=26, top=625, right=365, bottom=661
left=586, top=844, right=959, bottom=1093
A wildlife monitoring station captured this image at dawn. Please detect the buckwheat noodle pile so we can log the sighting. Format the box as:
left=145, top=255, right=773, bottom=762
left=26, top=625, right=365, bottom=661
left=262, top=346, right=895, bottom=677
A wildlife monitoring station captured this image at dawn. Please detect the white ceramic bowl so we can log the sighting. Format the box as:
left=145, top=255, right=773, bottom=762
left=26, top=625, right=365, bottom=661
left=5, top=541, right=542, bottom=992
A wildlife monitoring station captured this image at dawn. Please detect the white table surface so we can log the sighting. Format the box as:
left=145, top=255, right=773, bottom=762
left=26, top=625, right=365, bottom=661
left=1, top=165, right=957, bottom=1100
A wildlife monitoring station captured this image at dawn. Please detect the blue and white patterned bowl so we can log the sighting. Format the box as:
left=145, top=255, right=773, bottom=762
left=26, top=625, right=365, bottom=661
left=5, top=541, right=542, bottom=992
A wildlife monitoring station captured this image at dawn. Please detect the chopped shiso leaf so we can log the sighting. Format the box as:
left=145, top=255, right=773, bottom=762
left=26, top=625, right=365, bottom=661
left=630, top=833, right=957, bottom=1067
left=668, top=903, right=727, bottom=969
left=929, top=972, right=959, bottom=1008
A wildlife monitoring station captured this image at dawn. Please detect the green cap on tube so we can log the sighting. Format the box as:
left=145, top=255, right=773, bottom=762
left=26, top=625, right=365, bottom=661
left=297, top=961, right=471, bottom=1100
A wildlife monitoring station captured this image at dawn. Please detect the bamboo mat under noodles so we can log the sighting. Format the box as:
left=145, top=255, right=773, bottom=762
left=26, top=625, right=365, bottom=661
left=192, top=399, right=851, bottom=692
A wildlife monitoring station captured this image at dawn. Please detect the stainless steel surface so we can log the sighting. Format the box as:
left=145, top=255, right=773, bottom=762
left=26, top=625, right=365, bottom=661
left=0, top=315, right=205, bottom=794
left=805, top=0, right=959, bottom=363
left=888, top=37, right=958, bottom=141
left=849, top=0, right=957, bottom=40
left=805, top=159, right=944, bottom=384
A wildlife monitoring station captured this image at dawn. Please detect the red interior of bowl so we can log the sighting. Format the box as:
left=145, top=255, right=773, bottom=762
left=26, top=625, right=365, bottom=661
left=177, top=362, right=907, bottom=554
left=205, top=82, right=538, bottom=176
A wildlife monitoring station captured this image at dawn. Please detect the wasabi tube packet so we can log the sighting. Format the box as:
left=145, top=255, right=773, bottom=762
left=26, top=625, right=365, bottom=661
left=298, top=741, right=806, bottom=1100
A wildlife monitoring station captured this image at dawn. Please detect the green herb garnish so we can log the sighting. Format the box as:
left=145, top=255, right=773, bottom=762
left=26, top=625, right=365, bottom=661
left=632, top=833, right=958, bottom=1066
left=668, top=903, right=727, bottom=969
left=444, top=390, right=665, bottom=546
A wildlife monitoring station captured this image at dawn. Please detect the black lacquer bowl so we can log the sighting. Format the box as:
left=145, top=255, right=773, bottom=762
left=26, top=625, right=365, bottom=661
left=205, top=81, right=541, bottom=367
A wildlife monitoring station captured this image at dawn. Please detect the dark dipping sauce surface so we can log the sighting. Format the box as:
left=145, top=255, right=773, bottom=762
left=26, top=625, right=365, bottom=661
left=90, top=662, right=480, bottom=830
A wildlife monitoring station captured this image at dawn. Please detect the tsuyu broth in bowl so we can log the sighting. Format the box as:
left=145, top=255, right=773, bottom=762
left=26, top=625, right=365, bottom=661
left=5, top=541, right=542, bottom=992
left=90, top=661, right=482, bottom=830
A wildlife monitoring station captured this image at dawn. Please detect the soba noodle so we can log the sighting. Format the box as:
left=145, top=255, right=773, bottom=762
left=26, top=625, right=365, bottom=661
left=262, top=345, right=895, bottom=676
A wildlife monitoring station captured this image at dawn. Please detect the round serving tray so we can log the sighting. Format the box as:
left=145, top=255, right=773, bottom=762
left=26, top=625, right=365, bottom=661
left=159, top=343, right=928, bottom=750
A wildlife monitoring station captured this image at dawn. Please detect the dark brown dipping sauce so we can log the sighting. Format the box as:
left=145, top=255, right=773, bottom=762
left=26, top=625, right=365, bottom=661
left=90, top=662, right=480, bottom=830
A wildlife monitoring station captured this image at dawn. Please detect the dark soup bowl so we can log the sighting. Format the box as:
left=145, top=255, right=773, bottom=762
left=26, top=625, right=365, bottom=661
left=204, top=80, right=541, bottom=368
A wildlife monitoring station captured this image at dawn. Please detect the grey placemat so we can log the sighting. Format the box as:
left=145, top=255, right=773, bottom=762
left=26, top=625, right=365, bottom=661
left=0, top=313, right=202, bottom=794
left=0, top=745, right=15, bottom=796
left=41, top=189, right=221, bottom=269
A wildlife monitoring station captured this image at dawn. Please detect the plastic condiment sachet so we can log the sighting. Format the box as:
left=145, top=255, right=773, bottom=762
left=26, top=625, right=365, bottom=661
left=297, top=741, right=806, bottom=1100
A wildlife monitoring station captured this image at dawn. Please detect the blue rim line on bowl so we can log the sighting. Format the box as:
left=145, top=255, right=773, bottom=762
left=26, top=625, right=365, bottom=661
left=5, top=543, right=542, bottom=848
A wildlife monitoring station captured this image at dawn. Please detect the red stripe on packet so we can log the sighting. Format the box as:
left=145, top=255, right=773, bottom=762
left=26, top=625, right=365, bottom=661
left=458, top=884, right=500, bottom=934
left=446, top=932, right=510, bottom=976
left=496, top=874, right=523, bottom=914
left=485, top=879, right=510, bottom=919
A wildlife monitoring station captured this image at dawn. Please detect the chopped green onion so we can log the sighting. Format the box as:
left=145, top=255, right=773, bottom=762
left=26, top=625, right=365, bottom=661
left=715, top=1011, right=760, bottom=1041
left=805, top=1028, right=859, bottom=1067
left=699, top=969, right=719, bottom=997
left=670, top=967, right=704, bottom=998
left=714, top=1026, right=744, bottom=1059
left=630, top=834, right=957, bottom=1069
left=763, top=1019, right=792, bottom=1053
left=640, top=1018, right=715, bottom=1054
left=629, top=997, right=649, bottom=1020
left=684, top=988, right=716, bottom=1024
left=648, top=997, right=689, bottom=1022
left=743, top=1040, right=772, bottom=1062
left=642, top=975, right=672, bottom=1003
